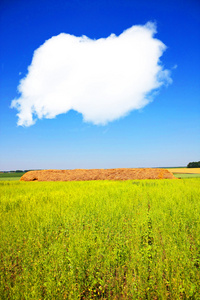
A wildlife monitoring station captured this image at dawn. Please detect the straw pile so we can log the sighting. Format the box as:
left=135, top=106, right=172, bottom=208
left=20, top=168, right=176, bottom=181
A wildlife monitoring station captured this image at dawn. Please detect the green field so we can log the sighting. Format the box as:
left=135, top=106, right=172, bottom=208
left=0, top=179, right=200, bottom=299
left=173, top=173, right=200, bottom=179
left=0, top=172, right=25, bottom=181
left=0, top=177, right=22, bottom=181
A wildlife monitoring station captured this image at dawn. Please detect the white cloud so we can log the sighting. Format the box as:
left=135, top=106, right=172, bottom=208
left=11, top=22, right=172, bottom=126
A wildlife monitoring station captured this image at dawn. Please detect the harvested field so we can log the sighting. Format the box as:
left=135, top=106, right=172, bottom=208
left=20, top=168, right=176, bottom=181
left=167, top=168, right=200, bottom=174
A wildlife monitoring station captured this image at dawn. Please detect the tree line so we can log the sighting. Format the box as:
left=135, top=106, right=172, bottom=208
left=187, top=161, right=200, bottom=168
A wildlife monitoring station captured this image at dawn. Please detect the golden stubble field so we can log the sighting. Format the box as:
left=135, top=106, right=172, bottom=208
left=167, top=168, right=200, bottom=174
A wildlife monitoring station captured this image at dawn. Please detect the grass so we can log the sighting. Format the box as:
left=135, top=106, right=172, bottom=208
left=0, top=179, right=200, bottom=299
left=173, top=173, right=200, bottom=179
left=0, top=172, right=25, bottom=181
left=0, top=177, right=22, bottom=181
left=0, top=172, right=25, bottom=178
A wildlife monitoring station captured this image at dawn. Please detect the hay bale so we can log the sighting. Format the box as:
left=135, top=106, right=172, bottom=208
left=20, top=168, right=176, bottom=181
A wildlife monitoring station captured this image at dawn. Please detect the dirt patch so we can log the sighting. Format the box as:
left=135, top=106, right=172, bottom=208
left=20, top=168, right=177, bottom=181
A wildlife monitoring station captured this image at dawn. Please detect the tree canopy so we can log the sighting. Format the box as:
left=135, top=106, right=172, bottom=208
left=187, top=161, right=200, bottom=168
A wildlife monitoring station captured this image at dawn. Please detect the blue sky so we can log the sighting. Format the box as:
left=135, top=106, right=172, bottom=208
left=0, top=0, right=199, bottom=171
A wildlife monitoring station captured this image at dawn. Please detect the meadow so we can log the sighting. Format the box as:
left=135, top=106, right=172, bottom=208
left=0, top=179, right=200, bottom=299
left=0, top=172, right=25, bottom=181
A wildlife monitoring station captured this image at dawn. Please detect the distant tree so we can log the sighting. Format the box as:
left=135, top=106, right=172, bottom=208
left=16, top=170, right=24, bottom=173
left=187, top=161, right=200, bottom=168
